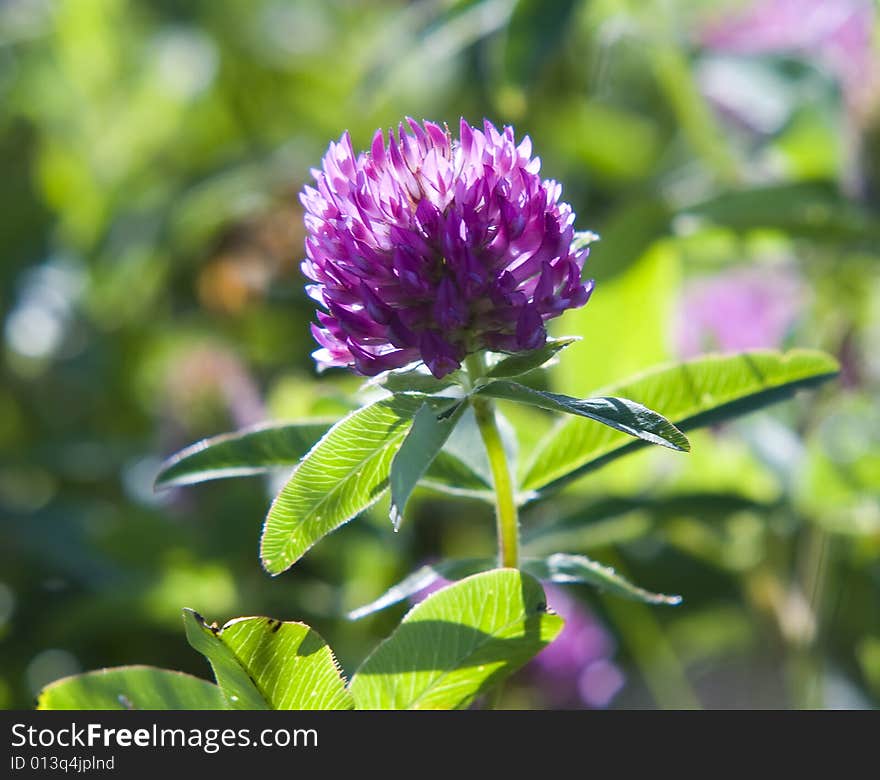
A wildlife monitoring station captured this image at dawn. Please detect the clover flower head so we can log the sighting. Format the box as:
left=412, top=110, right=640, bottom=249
left=300, top=118, right=594, bottom=378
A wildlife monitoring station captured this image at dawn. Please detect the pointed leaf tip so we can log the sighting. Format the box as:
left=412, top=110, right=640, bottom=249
left=526, top=553, right=682, bottom=606
left=475, top=380, right=689, bottom=452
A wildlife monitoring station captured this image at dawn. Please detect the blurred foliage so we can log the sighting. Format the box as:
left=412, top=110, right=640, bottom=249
left=1, top=0, right=878, bottom=709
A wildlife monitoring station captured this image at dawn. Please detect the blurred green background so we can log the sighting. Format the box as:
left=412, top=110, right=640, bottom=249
left=2, top=0, right=879, bottom=709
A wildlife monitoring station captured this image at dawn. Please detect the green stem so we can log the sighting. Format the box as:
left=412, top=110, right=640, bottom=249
left=465, top=354, right=519, bottom=569
left=791, top=524, right=832, bottom=709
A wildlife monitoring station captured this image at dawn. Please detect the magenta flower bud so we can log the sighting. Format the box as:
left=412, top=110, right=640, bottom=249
left=301, top=118, right=595, bottom=377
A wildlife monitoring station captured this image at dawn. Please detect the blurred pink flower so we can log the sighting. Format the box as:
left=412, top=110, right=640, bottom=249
left=701, top=0, right=877, bottom=112
left=529, top=585, right=624, bottom=709
left=161, top=344, right=265, bottom=431
left=410, top=573, right=452, bottom=605
left=677, top=265, right=804, bottom=358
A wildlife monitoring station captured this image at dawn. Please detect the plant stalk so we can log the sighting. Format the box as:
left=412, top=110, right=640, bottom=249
left=465, top=353, right=520, bottom=569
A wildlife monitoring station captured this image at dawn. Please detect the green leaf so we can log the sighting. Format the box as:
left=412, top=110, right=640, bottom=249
left=484, top=337, right=580, bottom=379
left=260, top=395, right=424, bottom=574
left=684, top=182, right=880, bottom=244
left=432, top=405, right=493, bottom=486
left=37, top=667, right=225, bottom=710
left=347, top=549, right=684, bottom=619
left=474, top=379, right=689, bottom=452
left=387, top=406, right=494, bottom=500
left=523, top=349, right=840, bottom=494
left=390, top=401, right=467, bottom=529
left=154, top=420, right=336, bottom=489
left=153, top=396, right=489, bottom=506
left=524, top=553, right=682, bottom=606
left=349, top=569, right=563, bottom=710
left=183, top=609, right=352, bottom=710
left=182, top=610, right=266, bottom=709
left=420, top=450, right=493, bottom=500
left=347, top=558, right=494, bottom=620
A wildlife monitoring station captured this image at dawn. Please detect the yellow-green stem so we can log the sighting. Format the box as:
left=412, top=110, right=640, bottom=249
left=465, top=354, right=519, bottom=569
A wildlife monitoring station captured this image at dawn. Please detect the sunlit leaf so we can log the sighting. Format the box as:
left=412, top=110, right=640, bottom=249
left=183, top=609, right=352, bottom=710
left=154, top=404, right=491, bottom=504
left=37, top=667, right=225, bottom=710
left=260, top=395, right=425, bottom=574
left=523, top=349, right=839, bottom=494
left=349, top=569, right=562, bottom=709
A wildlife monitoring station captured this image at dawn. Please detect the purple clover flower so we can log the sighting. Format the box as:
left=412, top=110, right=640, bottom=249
left=529, top=585, right=624, bottom=709
left=300, top=118, right=594, bottom=378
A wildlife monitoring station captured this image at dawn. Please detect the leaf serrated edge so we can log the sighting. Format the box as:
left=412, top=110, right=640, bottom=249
left=259, top=396, right=424, bottom=574
left=185, top=610, right=353, bottom=710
